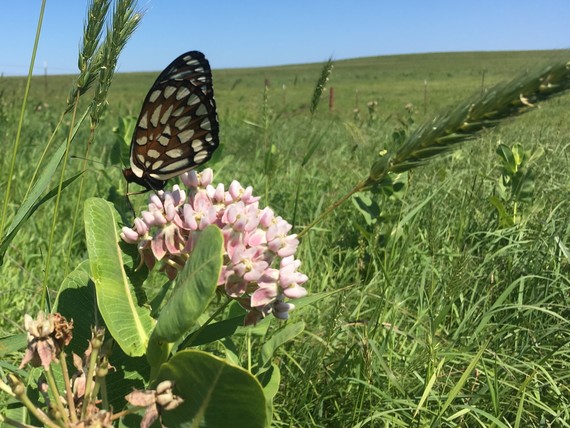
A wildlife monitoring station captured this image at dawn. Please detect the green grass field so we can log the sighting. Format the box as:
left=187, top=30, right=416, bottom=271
left=1, top=48, right=570, bottom=426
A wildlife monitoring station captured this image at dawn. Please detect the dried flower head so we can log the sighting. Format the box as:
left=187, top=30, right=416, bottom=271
left=20, top=312, right=73, bottom=370
left=126, top=380, right=183, bottom=428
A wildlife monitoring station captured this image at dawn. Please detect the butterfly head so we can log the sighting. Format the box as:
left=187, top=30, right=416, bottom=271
left=123, top=167, right=167, bottom=191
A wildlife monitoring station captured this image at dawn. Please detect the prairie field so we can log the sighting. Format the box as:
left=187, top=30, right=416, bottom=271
left=1, top=49, right=570, bottom=426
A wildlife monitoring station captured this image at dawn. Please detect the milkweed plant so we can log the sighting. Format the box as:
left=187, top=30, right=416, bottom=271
left=5, top=169, right=307, bottom=427
left=2, top=0, right=570, bottom=426
left=120, top=169, right=308, bottom=326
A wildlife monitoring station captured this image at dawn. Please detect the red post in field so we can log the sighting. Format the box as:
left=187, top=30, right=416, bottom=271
left=329, top=87, right=334, bottom=111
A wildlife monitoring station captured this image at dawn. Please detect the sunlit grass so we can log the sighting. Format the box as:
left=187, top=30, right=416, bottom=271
left=1, top=49, right=569, bottom=426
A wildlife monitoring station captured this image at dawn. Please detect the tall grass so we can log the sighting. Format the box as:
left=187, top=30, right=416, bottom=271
left=0, top=5, right=569, bottom=424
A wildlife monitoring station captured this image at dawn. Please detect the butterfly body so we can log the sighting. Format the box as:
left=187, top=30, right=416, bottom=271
left=123, top=51, right=219, bottom=190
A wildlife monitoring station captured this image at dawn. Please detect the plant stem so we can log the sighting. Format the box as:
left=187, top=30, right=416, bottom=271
left=12, top=378, right=60, bottom=428
left=0, top=414, right=36, bottom=428
left=59, top=351, right=78, bottom=423
left=81, top=336, right=101, bottom=418
left=298, top=178, right=368, bottom=239
left=46, top=366, right=69, bottom=425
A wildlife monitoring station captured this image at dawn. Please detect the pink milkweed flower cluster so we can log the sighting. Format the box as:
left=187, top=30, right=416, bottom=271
left=121, top=169, right=308, bottom=325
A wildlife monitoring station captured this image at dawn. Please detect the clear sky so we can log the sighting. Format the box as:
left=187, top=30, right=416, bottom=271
left=1, top=0, right=568, bottom=76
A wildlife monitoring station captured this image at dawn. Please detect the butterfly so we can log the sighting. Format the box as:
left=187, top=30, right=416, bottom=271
left=123, top=51, right=219, bottom=191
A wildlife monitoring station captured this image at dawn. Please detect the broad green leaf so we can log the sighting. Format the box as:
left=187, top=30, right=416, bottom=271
left=511, top=143, right=526, bottom=166
left=496, top=143, right=516, bottom=174
left=54, top=260, right=97, bottom=353
left=153, top=225, right=223, bottom=344
left=84, top=197, right=154, bottom=356
left=54, top=259, right=150, bottom=410
left=258, top=363, right=280, bottom=428
left=489, top=195, right=514, bottom=228
left=512, top=170, right=535, bottom=203
left=156, top=350, right=267, bottom=428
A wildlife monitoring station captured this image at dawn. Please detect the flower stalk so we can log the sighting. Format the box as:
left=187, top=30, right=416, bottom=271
left=299, top=57, right=570, bottom=237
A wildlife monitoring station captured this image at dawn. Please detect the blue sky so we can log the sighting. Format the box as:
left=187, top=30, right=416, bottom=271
left=1, top=0, right=568, bottom=76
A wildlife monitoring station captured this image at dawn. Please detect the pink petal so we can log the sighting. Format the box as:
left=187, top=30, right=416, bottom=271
left=228, top=181, right=242, bottom=200
left=134, top=218, right=148, bottom=235
left=213, top=183, right=225, bottom=201
left=181, top=171, right=199, bottom=188
left=151, top=236, right=166, bottom=260
left=259, top=207, right=274, bottom=228
left=121, top=227, right=139, bottom=243
left=283, top=285, right=307, bottom=299
left=245, top=229, right=266, bottom=247
left=163, top=225, right=181, bottom=254
left=251, top=285, right=278, bottom=307
left=141, top=210, right=155, bottom=226
left=149, top=194, right=164, bottom=210
left=200, top=168, right=213, bottom=186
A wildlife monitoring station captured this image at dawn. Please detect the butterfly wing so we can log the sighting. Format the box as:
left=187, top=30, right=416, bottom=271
left=125, top=51, right=219, bottom=190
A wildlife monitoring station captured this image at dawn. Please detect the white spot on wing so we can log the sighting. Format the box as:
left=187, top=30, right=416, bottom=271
left=150, top=105, right=162, bottom=127
left=196, top=104, right=207, bottom=116
left=160, top=105, right=174, bottom=125
left=130, top=158, right=144, bottom=178
left=169, top=72, right=187, bottom=80
left=163, top=86, right=176, bottom=98
left=187, top=94, right=200, bottom=106
left=158, top=158, right=191, bottom=173
left=136, top=154, right=145, bottom=163
left=200, top=118, right=211, bottom=130
left=165, top=148, right=184, bottom=158
left=149, top=89, right=161, bottom=103
left=172, top=107, right=184, bottom=117
left=176, top=87, right=191, bottom=100
left=191, top=140, right=204, bottom=151
left=178, top=129, right=195, bottom=143
left=139, top=113, right=148, bottom=129
left=147, top=149, right=161, bottom=159
left=175, top=116, right=191, bottom=130
left=136, top=136, right=148, bottom=145
left=151, top=160, right=164, bottom=170
left=157, top=135, right=170, bottom=146
left=194, top=151, right=208, bottom=163
left=184, top=58, right=199, bottom=66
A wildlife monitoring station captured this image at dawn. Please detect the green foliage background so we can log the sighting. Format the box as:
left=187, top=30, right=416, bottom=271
left=1, top=50, right=570, bottom=426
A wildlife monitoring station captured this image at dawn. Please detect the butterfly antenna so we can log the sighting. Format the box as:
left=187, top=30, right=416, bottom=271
left=70, top=155, right=106, bottom=165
